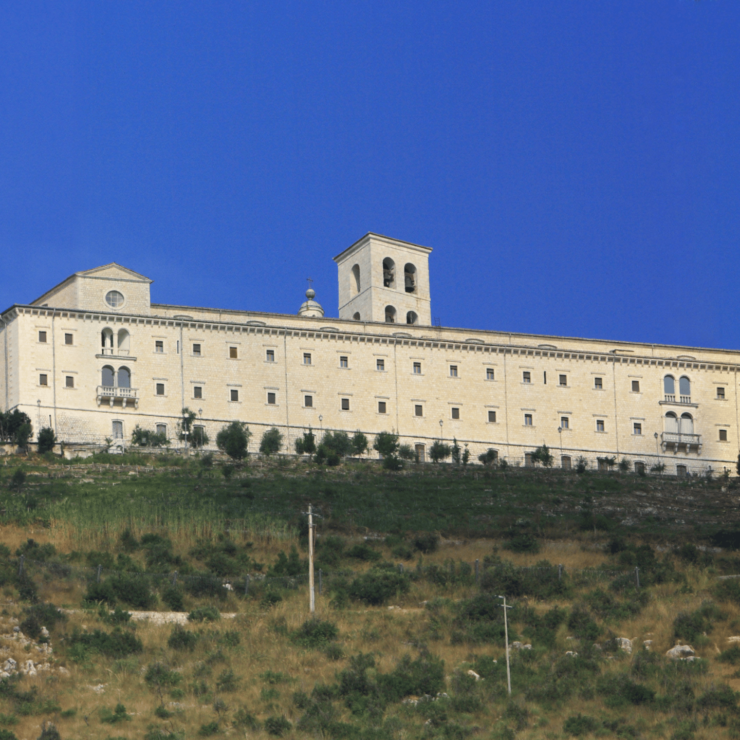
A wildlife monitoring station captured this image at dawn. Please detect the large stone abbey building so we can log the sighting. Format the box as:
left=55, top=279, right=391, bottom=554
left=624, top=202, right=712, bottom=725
left=1, top=233, right=738, bottom=474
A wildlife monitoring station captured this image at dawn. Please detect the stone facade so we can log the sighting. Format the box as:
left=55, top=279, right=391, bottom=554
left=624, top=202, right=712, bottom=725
left=1, top=234, right=738, bottom=474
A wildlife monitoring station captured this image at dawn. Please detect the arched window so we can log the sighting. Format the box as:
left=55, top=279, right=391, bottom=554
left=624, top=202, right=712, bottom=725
left=353, top=312, right=361, bottom=321
left=679, top=376, right=691, bottom=400
left=101, top=328, right=114, bottom=354
left=680, top=413, right=693, bottom=435
left=382, top=258, right=395, bottom=288
left=406, top=311, right=418, bottom=325
left=351, top=264, right=361, bottom=296
left=664, top=412, right=678, bottom=434
left=117, top=329, right=130, bottom=355
left=404, top=263, right=417, bottom=293
left=117, top=366, right=131, bottom=389
left=385, top=306, right=397, bottom=323
left=664, top=375, right=675, bottom=397
left=101, top=366, right=115, bottom=387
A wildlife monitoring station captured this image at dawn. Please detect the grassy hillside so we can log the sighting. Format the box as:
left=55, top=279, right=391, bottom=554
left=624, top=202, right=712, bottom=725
left=0, top=454, right=739, bottom=739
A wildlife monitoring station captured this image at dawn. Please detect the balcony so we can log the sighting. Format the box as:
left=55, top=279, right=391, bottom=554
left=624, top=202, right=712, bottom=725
left=660, top=394, right=696, bottom=407
left=661, top=431, right=701, bottom=450
left=97, top=386, right=138, bottom=408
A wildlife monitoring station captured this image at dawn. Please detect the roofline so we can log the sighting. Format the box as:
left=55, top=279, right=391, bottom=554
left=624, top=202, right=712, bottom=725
left=333, top=232, right=433, bottom=263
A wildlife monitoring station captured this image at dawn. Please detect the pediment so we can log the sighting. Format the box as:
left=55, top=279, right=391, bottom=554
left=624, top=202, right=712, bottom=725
left=79, top=263, right=152, bottom=283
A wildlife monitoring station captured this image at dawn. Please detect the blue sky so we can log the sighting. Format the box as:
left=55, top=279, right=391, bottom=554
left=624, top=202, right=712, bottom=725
left=1, top=1, right=738, bottom=349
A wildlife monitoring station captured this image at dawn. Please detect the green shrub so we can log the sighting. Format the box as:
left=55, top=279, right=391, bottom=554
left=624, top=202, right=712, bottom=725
left=0, top=731, right=16, bottom=740
left=291, top=619, right=339, bottom=648
left=503, top=534, right=540, bottom=554
left=412, top=533, right=439, bottom=554
left=216, top=669, right=240, bottom=692
left=188, top=606, right=220, bottom=623
left=347, top=566, right=409, bottom=606
left=216, top=421, right=251, bottom=460
left=84, top=580, right=117, bottom=605
left=379, top=652, right=445, bottom=702
left=260, top=428, right=283, bottom=456
left=373, top=432, right=399, bottom=458
left=145, top=663, right=183, bottom=692
left=567, top=606, right=600, bottom=642
left=718, top=645, right=740, bottom=664
left=69, top=628, right=143, bottom=659
left=36, top=428, right=56, bottom=455
left=563, top=713, right=599, bottom=737
left=185, top=574, right=226, bottom=601
left=161, top=585, right=185, bottom=612
left=674, top=602, right=723, bottom=643
left=108, top=574, right=155, bottom=610
left=264, top=715, right=292, bottom=736
left=100, top=703, right=130, bottom=724
left=696, top=684, right=737, bottom=709
left=346, top=543, right=381, bottom=562
left=36, top=725, right=60, bottom=740
left=168, top=626, right=198, bottom=651
left=198, top=721, right=219, bottom=736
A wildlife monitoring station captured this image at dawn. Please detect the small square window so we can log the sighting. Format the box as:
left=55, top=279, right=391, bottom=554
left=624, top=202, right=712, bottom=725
left=340, top=356, right=348, bottom=368
left=303, top=353, right=312, bottom=365
left=635, top=461, right=645, bottom=475
left=65, top=376, right=74, bottom=388
left=38, top=331, right=47, bottom=343
left=376, top=359, right=385, bottom=371
left=596, top=419, right=605, bottom=432
left=450, top=365, right=458, bottom=377
left=155, top=341, right=164, bottom=353
left=486, top=368, right=494, bottom=380
left=720, top=429, right=728, bottom=442
left=559, top=374, right=567, bottom=386
left=156, top=383, right=165, bottom=396
left=266, top=350, right=275, bottom=362
left=267, top=392, right=276, bottom=405
left=522, top=371, right=531, bottom=383
left=304, top=395, right=313, bottom=408
left=413, top=362, right=422, bottom=374
left=229, top=347, right=238, bottom=359
left=341, top=398, right=350, bottom=411
left=193, top=386, right=202, bottom=399
left=156, top=424, right=167, bottom=436
left=631, top=380, right=640, bottom=392
left=415, top=404, right=423, bottom=417
left=193, top=344, right=201, bottom=356
left=633, top=422, right=642, bottom=435
left=524, top=413, right=533, bottom=426
left=488, top=410, right=496, bottom=423
left=39, top=374, right=48, bottom=386
left=378, top=401, right=387, bottom=414
left=230, top=389, right=239, bottom=402
left=560, top=416, right=569, bottom=430
left=594, top=377, right=603, bottom=389
left=64, top=333, right=73, bottom=346
left=717, top=387, right=726, bottom=399
left=451, top=407, right=460, bottom=420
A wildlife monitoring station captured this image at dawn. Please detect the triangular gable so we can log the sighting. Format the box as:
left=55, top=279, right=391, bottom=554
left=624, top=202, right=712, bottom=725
left=78, top=263, right=152, bottom=283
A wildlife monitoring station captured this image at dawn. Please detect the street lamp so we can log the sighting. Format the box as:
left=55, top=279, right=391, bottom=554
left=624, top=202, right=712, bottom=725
left=498, top=595, right=512, bottom=695
left=319, top=415, right=323, bottom=440
left=557, top=426, right=563, bottom=467
left=439, top=419, right=444, bottom=440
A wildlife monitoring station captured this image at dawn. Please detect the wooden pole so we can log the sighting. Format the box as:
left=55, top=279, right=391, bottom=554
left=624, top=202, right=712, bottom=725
left=308, top=504, right=315, bottom=613
left=501, top=596, right=512, bottom=696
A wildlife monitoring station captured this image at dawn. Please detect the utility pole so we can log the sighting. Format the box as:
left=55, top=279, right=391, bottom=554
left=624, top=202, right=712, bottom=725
left=308, top=504, right=315, bottom=613
left=499, top=595, right=512, bottom=696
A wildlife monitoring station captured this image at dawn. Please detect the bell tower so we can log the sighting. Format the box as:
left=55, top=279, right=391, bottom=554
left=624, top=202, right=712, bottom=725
left=333, top=233, right=432, bottom=326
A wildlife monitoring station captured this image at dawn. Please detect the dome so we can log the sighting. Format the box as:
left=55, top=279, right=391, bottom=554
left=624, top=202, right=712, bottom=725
left=298, top=288, right=324, bottom=318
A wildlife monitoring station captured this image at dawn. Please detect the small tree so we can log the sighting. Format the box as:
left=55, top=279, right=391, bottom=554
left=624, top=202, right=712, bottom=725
left=478, top=448, right=498, bottom=466
left=373, top=432, right=400, bottom=458
left=429, top=440, right=451, bottom=463
left=295, top=429, right=316, bottom=457
left=351, top=431, right=368, bottom=458
left=37, top=427, right=56, bottom=455
left=131, top=425, right=169, bottom=448
left=177, top=408, right=207, bottom=449
left=618, top=458, right=631, bottom=474
left=191, top=426, right=209, bottom=449
left=14, top=421, right=33, bottom=452
left=462, top=445, right=470, bottom=466
left=451, top=438, right=461, bottom=465
left=260, top=427, right=283, bottom=456
left=398, top=444, right=415, bottom=461
left=531, top=445, right=553, bottom=468
left=736, top=453, right=740, bottom=478
left=216, top=421, right=251, bottom=460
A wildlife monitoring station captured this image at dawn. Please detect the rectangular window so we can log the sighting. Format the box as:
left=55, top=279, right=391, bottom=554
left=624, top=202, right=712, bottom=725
left=631, top=380, right=640, bottom=392
left=633, top=422, right=642, bottom=435
left=112, top=421, right=123, bottom=439
left=65, top=376, right=74, bottom=388
left=155, top=341, right=164, bottom=353
left=339, top=356, right=348, bottom=368
left=415, top=404, right=423, bottom=417
left=304, top=395, right=313, bottom=408
left=488, top=410, right=496, bottom=423
left=717, top=387, right=726, bottom=399
left=303, top=353, right=312, bottom=365
left=450, top=365, right=458, bottom=377
left=486, top=368, right=494, bottom=380
left=413, top=362, right=422, bottom=374
left=38, top=331, right=47, bottom=343
left=635, top=462, right=645, bottom=475
left=378, top=401, right=387, bottom=414
left=229, top=346, right=238, bottom=359
left=522, top=371, right=531, bottom=383
left=156, top=383, right=165, bottom=396
left=230, top=389, right=239, bottom=402
left=559, top=374, right=567, bottom=386
left=193, top=343, right=201, bottom=356
left=561, top=455, right=572, bottom=470
left=543, top=371, right=547, bottom=384
left=560, top=416, right=569, bottom=430
left=39, top=374, right=48, bottom=386
left=596, top=419, right=605, bottom=432
left=451, top=407, right=460, bottom=420
left=341, top=398, right=350, bottom=411
left=677, top=464, right=687, bottom=478
left=524, top=413, right=533, bottom=426
left=594, top=377, right=603, bottom=389
left=720, top=429, right=728, bottom=442
left=266, top=349, right=275, bottom=362
left=376, top=359, right=385, bottom=371
left=156, top=424, right=167, bottom=436
left=64, top=333, right=73, bottom=345
left=193, top=386, right=202, bottom=399
left=267, top=392, right=276, bottom=405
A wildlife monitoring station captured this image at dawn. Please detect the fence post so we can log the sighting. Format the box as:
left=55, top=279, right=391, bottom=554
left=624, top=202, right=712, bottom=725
left=318, top=569, right=322, bottom=596
left=635, top=566, right=640, bottom=589
left=475, top=559, right=480, bottom=585
left=18, top=555, right=24, bottom=579
left=244, top=575, right=250, bottom=596
left=96, top=565, right=102, bottom=583
left=172, top=571, right=178, bottom=587
left=398, top=564, right=404, bottom=574
left=558, top=564, right=562, bottom=581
